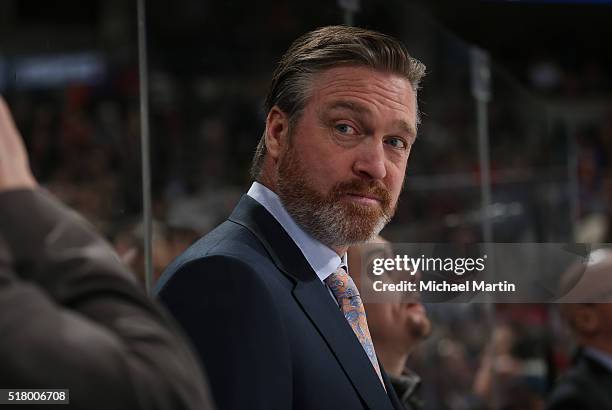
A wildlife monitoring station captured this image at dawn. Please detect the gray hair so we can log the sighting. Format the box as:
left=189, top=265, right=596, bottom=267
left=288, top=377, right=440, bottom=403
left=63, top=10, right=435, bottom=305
left=250, top=25, right=426, bottom=180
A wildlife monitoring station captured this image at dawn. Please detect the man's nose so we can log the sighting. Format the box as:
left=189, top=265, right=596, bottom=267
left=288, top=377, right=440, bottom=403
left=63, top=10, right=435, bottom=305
left=352, top=139, right=386, bottom=180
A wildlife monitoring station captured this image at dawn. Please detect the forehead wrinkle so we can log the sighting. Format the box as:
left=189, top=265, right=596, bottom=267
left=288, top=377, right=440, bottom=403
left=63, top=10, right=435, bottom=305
left=314, top=67, right=413, bottom=100
left=396, top=120, right=416, bottom=140
left=320, top=98, right=416, bottom=138
left=322, top=99, right=373, bottom=120
left=309, top=67, right=417, bottom=133
left=315, top=84, right=414, bottom=122
left=316, top=78, right=411, bottom=110
left=319, top=92, right=416, bottom=135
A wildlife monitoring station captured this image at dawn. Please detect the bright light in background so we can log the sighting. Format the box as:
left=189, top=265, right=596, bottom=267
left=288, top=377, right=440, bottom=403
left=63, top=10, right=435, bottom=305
left=11, top=52, right=106, bottom=89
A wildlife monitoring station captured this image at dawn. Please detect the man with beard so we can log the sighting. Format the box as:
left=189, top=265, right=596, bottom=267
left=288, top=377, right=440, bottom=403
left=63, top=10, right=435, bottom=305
left=156, top=25, right=425, bottom=410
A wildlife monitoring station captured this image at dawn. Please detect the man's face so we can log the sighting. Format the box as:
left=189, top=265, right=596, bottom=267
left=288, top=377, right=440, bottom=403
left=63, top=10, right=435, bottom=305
left=276, top=66, right=417, bottom=248
left=348, top=242, right=432, bottom=350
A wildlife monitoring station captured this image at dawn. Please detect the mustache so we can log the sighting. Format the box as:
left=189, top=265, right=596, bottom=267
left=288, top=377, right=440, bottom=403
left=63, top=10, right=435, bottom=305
left=332, top=179, right=392, bottom=205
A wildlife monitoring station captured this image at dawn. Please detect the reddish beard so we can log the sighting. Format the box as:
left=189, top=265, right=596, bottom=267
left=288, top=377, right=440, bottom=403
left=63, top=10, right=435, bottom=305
left=277, top=145, right=395, bottom=247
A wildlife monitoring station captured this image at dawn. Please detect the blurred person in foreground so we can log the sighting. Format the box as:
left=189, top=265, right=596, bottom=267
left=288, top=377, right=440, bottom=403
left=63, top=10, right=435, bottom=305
left=547, top=250, right=612, bottom=410
left=0, top=96, right=215, bottom=410
left=156, top=25, right=425, bottom=410
left=348, top=238, right=431, bottom=410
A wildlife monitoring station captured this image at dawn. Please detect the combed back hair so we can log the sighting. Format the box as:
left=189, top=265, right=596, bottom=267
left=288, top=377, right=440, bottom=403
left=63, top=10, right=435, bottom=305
left=250, top=25, right=426, bottom=180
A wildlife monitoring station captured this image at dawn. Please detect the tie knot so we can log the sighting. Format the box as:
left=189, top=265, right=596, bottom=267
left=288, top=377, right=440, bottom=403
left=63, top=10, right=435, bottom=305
left=325, top=267, right=360, bottom=301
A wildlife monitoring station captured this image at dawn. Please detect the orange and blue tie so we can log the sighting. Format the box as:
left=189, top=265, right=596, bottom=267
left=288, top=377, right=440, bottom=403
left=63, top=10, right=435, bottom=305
left=325, top=267, right=385, bottom=388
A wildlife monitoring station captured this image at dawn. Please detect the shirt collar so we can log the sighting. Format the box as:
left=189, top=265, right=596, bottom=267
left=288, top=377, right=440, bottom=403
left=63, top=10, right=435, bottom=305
left=389, top=371, right=421, bottom=396
left=247, top=181, right=345, bottom=282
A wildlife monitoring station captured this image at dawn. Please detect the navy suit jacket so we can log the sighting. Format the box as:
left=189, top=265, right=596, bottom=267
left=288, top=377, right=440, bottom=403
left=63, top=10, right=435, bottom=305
left=156, top=195, right=404, bottom=410
left=547, top=349, right=612, bottom=410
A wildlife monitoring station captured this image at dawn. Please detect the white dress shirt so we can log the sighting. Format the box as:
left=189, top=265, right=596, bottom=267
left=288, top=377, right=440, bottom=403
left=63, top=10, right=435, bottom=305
left=247, top=182, right=347, bottom=288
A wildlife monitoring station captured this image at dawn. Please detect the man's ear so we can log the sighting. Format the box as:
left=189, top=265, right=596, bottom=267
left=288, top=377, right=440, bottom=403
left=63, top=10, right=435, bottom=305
left=264, top=106, right=290, bottom=162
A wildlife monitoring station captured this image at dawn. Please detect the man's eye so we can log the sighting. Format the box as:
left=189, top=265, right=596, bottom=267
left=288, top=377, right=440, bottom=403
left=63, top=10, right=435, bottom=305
left=385, top=137, right=407, bottom=149
left=335, top=124, right=356, bottom=135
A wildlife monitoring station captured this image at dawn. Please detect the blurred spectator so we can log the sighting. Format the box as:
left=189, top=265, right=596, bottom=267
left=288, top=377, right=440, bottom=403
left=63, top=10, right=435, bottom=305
left=549, top=302, right=612, bottom=409
left=473, top=323, right=546, bottom=410
left=349, top=238, right=432, bottom=410
left=113, top=219, right=200, bottom=283
left=547, top=251, right=612, bottom=410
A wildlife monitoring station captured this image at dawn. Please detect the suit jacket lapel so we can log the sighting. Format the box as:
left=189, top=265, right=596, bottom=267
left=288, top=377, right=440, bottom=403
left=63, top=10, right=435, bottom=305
left=293, top=281, right=395, bottom=410
left=229, top=195, right=394, bottom=410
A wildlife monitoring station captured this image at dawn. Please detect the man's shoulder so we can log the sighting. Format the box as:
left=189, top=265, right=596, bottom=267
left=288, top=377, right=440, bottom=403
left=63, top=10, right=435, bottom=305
left=155, top=219, right=278, bottom=292
left=565, top=352, right=612, bottom=387
left=547, top=353, right=612, bottom=410
left=547, top=371, right=588, bottom=409
left=182, top=219, right=265, bottom=262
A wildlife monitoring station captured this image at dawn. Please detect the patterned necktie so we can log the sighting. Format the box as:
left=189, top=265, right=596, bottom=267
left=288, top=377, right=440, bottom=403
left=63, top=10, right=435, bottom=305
left=325, top=267, right=385, bottom=388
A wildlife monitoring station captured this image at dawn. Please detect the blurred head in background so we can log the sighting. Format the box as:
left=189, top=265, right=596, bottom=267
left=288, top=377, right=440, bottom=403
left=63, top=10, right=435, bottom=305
left=348, top=236, right=431, bottom=376
left=559, top=249, right=612, bottom=353
left=560, top=301, right=612, bottom=354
